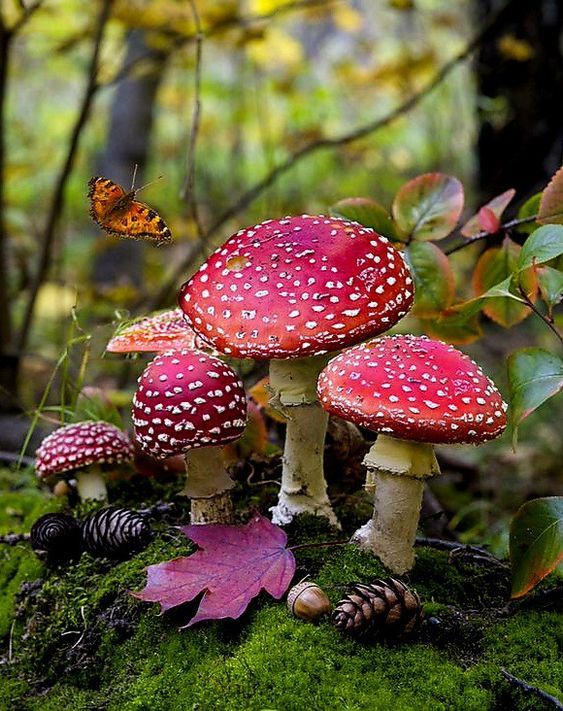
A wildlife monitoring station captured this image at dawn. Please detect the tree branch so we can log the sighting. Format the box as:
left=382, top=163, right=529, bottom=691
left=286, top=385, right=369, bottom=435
left=501, top=669, right=563, bottom=710
left=16, top=0, right=113, bottom=353
left=180, top=0, right=204, bottom=238
left=145, top=0, right=523, bottom=310
left=9, top=0, right=44, bottom=35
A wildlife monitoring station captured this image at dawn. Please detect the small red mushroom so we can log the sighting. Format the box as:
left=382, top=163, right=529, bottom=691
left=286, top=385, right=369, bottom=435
left=35, top=421, right=134, bottom=502
left=179, top=215, right=414, bottom=526
left=106, top=308, right=208, bottom=354
left=317, top=335, right=507, bottom=573
left=132, top=349, right=247, bottom=523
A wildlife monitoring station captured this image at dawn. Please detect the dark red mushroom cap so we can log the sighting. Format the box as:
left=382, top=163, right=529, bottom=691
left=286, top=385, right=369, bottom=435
left=35, top=421, right=134, bottom=479
left=132, top=349, right=247, bottom=459
left=107, top=308, right=206, bottom=353
left=179, top=215, right=414, bottom=359
left=317, top=335, right=507, bottom=445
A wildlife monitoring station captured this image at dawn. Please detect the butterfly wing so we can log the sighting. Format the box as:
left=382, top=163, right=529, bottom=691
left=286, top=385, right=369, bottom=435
left=105, top=199, right=173, bottom=244
left=88, top=176, right=172, bottom=245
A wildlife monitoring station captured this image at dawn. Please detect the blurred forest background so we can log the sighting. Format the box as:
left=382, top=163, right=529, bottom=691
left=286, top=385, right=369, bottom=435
left=0, top=0, right=561, bottom=551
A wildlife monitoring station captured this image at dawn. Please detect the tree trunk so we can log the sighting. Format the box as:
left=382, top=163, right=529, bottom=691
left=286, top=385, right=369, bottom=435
left=476, top=0, right=563, bottom=202
left=93, top=30, right=169, bottom=290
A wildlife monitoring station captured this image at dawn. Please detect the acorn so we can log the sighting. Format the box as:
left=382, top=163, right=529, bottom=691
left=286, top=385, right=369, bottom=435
left=287, top=581, right=332, bottom=621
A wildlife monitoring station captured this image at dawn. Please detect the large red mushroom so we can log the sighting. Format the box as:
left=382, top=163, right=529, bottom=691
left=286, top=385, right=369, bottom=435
left=35, top=421, right=134, bottom=502
left=179, top=214, right=414, bottom=526
left=317, top=335, right=507, bottom=573
left=132, top=349, right=247, bottom=523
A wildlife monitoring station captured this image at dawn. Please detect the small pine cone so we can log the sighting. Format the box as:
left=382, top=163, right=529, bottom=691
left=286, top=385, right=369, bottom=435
left=332, top=578, right=423, bottom=640
left=81, top=506, right=153, bottom=559
left=30, top=512, right=82, bottom=562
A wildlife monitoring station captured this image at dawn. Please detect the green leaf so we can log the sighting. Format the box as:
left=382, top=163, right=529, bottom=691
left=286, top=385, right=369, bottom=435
left=507, top=347, right=563, bottom=445
left=536, top=265, right=563, bottom=315
left=538, top=165, right=563, bottom=225
left=330, top=197, right=398, bottom=240
left=518, top=225, right=563, bottom=270
left=510, top=496, right=563, bottom=598
left=516, top=193, right=541, bottom=235
left=404, top=242, right=455, bottom=316
left=392, top=173, right=464, bottom=241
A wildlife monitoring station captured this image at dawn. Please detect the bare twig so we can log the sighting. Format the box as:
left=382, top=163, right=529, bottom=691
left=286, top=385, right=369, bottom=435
left=415, top=536, right=508, bottom=568
left=180, top=0, right=204, bottom=238
left=501, top=669, right=563, bottom=710
left=146, top=0, right=522, bottom=309
left=518, top=284, right=563, bottom=346
left=290, top=539, right=349, bottom=552
left=0, top=20, right=13, bottom=351
left=0, top=450, right=34, bottom=466
left=17, top=0, right=113, bottom=352
left=0, top=532, right=30, bottom=545
left=9, top=0, right=44, bottom=35
left=445, top=214, right=539, bottom=255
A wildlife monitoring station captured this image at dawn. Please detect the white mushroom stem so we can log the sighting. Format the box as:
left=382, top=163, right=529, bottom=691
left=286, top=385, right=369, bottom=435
left=74, top=468, right=108, bottom=502
left=352, top=434, right=440, bottom=574
left=180, top=446, right=235, bottom=524
left=268, top=355, right=339, bottom=528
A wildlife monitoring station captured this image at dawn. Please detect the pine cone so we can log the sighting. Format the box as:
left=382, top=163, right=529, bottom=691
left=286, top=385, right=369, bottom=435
left=332, top=578, right=423, bottom=640
left=81, top=506, right=153, bottom=559
left=30, top=512, right=82, bottom=562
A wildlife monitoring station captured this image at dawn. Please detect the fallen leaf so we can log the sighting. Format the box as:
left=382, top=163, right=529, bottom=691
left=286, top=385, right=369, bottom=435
left=133, top=513, right=296, bottom=626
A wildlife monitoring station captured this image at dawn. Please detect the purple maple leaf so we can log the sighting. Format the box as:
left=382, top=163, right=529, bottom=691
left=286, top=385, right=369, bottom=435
left=133, top=513, right=296, bottom=626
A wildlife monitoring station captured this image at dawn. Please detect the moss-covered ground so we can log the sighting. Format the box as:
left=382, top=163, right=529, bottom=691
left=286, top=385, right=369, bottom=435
left=0, top=467, right=561, bottom=711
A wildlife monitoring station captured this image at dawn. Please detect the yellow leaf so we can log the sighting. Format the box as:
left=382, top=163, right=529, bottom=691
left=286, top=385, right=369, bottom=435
left=498, top=35, right=534, bottom=62
left=333, top=5, right=363, bottom=33
left=246, top=27, right=303, bottom=70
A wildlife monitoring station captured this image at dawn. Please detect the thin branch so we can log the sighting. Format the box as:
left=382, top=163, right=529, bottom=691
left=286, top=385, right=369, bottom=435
left=9, top=0, right=44, bottom=35
left=0, top=532, right=30, bottom=545
left=16, top=0, right=113, bottom=353
left=0, top=21, right=13, bottom=351
left=180, top=0, right=204, bottom=238
left=501, top=669, right=563, bottom=710
left=145, top=0, right=522, bottom=310
left=518, top=284, right=563, bottom=346
left=445, top=214, right=539, bottom=256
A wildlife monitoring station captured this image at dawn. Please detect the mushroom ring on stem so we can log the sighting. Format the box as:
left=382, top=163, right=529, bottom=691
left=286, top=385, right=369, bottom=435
left=132, top=349, right=247, bottom=524
left=317, top=335, right=507, bottom=574
left=35, top=420, right=134, bottom=502
left=179, top=214, right=414, bottom=527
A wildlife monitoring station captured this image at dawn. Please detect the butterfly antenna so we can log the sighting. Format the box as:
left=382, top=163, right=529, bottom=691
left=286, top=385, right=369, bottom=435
left=130, top=164, right=139, bottom=191
left=135, top=175, right=164, bottom=195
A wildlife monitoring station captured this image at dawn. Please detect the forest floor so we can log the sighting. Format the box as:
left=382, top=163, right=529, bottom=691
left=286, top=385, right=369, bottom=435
left=0, top=463, right=561, bottom=711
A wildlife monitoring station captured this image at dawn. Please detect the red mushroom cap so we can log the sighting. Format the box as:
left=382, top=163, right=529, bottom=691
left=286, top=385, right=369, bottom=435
left=317, top=335, right=507, bottom=445
left=179, top=215, right=414, bottom=359
left=132, top=349, right=247, bottom=459
left=35, top=421, right=134, bottom=479
left=107, top=308, right=207, bottom=353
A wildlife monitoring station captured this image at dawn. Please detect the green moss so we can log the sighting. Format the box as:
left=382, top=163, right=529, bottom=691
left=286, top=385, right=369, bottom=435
left=0, top=486, right=561, bottom=711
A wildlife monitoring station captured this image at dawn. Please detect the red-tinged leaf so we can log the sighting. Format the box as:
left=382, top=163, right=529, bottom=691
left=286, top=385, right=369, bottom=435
left=472, top=239, right=536, bottom=327
left=404, top=242, right=455, bottom=317
left=478, top=206, right=500, bottom=233
left=392, top=173, right=464, bottom=241
left=510, top=497, right=563, bottom=598
left=133, top=513, right=296, bottom=625
left=330, top=197, right=399, bottom=240
left=538, top=165, right=563, bottom=225
left=460, top=188, right=515, bottom=237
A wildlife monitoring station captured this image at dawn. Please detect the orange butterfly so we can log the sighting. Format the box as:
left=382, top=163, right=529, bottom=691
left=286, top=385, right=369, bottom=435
left=88, top=176, right=172, bottom=245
